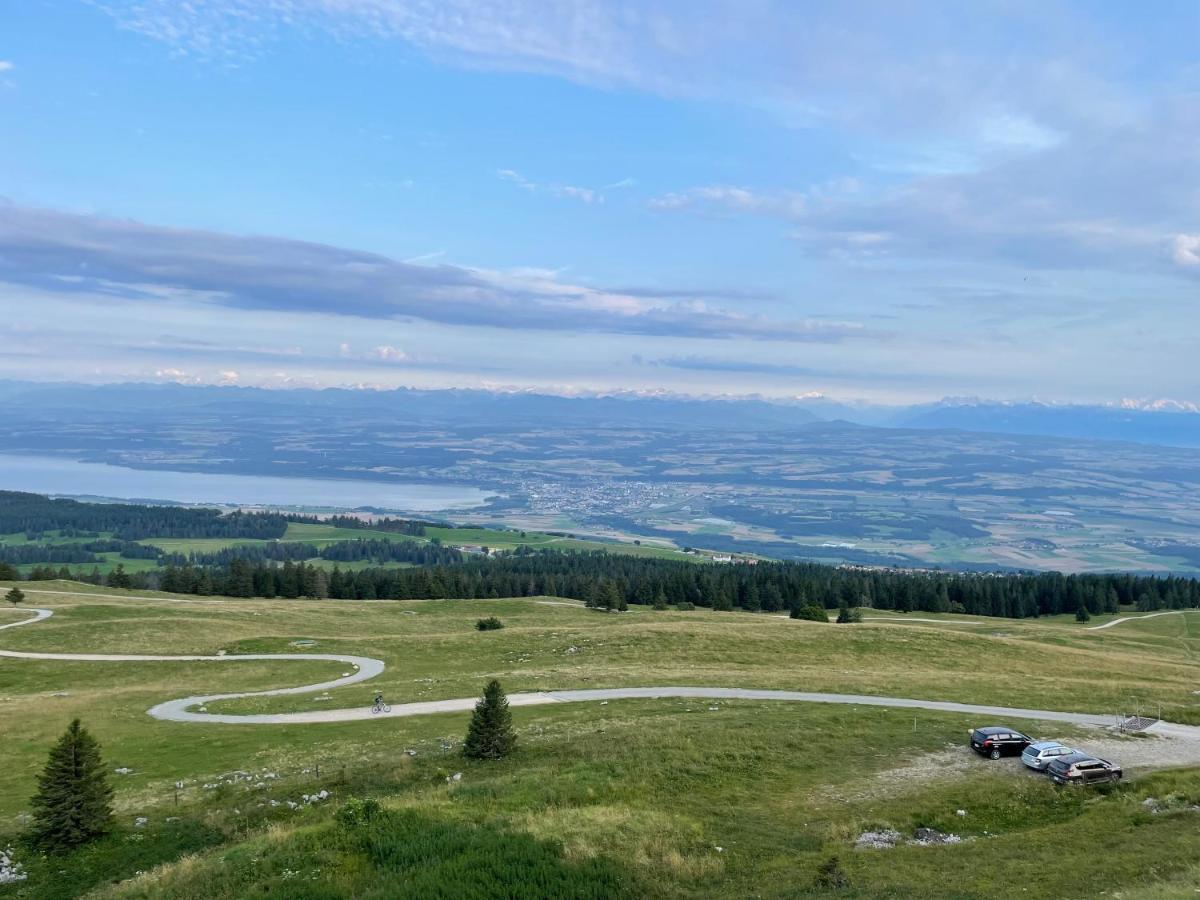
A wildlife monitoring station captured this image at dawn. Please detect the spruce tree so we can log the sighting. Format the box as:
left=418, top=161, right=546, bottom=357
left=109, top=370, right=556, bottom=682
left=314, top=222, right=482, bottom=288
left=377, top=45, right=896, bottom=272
left=5, top=586, right=23, bottom=606
left=29, top=719, right=114, bottom=853
left=1075, top=604, right=1091, bottom=623
left=463, top=679, right=517, bottom=760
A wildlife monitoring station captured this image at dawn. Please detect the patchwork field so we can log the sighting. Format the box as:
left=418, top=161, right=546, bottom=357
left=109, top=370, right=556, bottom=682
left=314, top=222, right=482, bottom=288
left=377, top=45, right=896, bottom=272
left=1, top=584, right=1199, bottom=898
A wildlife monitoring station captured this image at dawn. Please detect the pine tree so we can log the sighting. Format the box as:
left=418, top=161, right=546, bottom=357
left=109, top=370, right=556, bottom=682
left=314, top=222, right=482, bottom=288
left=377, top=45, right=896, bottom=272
left=29, top=719, right=114, bottom=853
left=463, top=679, right=517, bottom=760
left=1075, top=604, right=1091, bottom=623
left=5, top=586, right=23, bottom=606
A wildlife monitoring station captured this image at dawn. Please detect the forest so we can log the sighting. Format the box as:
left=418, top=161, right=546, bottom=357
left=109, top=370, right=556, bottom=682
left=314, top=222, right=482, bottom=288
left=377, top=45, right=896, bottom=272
left=0, top=491, right=433, bottom=542
left=22, top=548, right=1196, bottom=619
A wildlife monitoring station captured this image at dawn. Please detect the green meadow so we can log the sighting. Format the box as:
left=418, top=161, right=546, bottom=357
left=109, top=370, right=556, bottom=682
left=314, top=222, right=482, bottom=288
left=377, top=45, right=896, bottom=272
left=1, top=585, right=1199, bottom=898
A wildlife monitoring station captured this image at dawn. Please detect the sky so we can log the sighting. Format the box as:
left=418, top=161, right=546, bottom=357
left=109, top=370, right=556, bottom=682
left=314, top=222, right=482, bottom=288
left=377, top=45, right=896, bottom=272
left=1, top=0, right=1198, bottom=405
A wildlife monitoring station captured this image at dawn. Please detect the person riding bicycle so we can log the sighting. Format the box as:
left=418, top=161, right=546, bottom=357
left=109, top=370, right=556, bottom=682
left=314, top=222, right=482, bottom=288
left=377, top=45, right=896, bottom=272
left=373, top=690, right=385, bottom=708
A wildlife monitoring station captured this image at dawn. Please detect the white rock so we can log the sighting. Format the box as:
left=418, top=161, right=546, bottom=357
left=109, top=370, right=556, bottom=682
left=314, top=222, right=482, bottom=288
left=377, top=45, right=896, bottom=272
left=0, top=847, right=27, bottom=884
left=956, top=809, right=967, bottom=817
left=134, top=817, right=148, bottom=829
left=114, top=767, right=134, bottom=775
left=855, top=829, right=901, bottom=850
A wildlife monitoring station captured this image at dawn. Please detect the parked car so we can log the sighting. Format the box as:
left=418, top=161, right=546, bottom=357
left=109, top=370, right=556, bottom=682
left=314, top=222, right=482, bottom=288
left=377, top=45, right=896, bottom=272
left=1046, top=753, right=1123, bottom=785
left=969, top=726, right=1032, bottom=759
left=1021, top=741, right=1076, bottom=771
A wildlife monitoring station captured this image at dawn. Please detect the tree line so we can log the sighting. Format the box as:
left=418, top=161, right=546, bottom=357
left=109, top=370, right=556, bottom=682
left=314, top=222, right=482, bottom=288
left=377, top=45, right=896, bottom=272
left=42, top=548, right=1200, bottom=618
left=0, top=491, right=290, bottom=541
left=164, top=537, right=463, bottom=569
left=0, top=491, right=439, bottom=543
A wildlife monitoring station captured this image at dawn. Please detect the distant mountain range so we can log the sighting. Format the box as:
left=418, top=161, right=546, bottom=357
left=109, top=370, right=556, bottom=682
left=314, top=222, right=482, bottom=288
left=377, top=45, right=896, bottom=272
left=2, top=380, right=1200, bottom=447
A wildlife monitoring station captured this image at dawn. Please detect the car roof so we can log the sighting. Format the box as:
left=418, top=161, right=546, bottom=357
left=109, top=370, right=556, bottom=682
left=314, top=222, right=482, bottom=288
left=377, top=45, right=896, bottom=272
left=1056, top=752, right=1103, bottom=764
left=976, top=726, right=1020, bottom=735
left=1028, top=741, right=1066, bottom=751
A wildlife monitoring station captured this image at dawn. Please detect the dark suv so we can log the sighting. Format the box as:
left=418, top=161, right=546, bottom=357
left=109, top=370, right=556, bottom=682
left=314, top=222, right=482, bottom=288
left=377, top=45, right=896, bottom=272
left=1046, top=753, right=1122, bottom=786
left=969, top=726, right=1032, bottom=759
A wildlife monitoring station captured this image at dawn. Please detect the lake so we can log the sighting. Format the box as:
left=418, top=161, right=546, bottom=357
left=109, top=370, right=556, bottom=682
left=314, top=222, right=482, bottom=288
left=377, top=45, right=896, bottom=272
left=0, top=454, right=496, bottom=512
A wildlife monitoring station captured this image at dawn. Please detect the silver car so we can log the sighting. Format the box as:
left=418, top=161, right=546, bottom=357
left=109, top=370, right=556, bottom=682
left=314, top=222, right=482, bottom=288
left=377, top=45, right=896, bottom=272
left=1021, top=741, right=1075, bottom=771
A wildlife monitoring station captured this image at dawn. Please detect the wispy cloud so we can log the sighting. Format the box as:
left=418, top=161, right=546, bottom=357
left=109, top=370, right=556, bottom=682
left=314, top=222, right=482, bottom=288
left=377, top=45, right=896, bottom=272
left=0, top=61, right=14, bottom=72
left=498, top=168, right=606, bottom=204
left=0, top=204, right=866, bottom=343
left=651, top=97, right=1200, bottom=278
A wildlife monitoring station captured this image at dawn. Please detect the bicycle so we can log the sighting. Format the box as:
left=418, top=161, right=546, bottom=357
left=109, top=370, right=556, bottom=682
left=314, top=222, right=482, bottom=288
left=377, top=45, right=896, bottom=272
left=371, top=699, right=391, bottom=714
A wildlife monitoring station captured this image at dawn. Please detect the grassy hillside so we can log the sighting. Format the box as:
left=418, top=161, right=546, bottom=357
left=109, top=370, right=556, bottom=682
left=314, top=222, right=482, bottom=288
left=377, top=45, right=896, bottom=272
left=1, top=586, right=1198, bottom=898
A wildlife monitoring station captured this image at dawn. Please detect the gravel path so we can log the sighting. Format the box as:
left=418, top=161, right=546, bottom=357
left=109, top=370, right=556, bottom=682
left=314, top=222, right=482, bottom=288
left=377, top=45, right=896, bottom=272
left=4, top=605, right=1199, bottom=771
left=1086, top=610, right=1192, bottom=630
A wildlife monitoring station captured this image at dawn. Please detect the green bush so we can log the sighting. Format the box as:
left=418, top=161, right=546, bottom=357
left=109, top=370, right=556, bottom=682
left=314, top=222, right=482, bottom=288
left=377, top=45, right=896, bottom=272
left=475, top=616, right=504, bottom=631
left=790, top=605, right=829, bottom=622
left=14, top=820, right=222, bottom=900
left=336, top=797, right=383, bottom=828
left=836, top=602, right=863, bottom=623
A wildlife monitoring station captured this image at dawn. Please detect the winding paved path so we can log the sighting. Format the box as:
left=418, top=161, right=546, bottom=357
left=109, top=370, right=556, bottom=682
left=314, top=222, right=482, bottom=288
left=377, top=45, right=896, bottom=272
left=2, top=602, right=1200, bottom=772
left=4, top=606, right=1199, bottom=754
left=1086, top=610, right=1192, bottom=631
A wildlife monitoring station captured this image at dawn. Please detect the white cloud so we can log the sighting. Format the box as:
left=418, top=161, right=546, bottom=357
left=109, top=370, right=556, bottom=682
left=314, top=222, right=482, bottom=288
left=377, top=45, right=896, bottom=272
left=1171, top=234, right=1200, bottom=268
left=552, top=185, right=600, bottom=204
left=499, top=169, right=604, bottom=204
left=649, top=180, right=861, bottom=219
left=497, top=168, right=536, bottom=191
left=0, top=61, right=13, bottom=72
left=371, top=345, right=410, bottom=362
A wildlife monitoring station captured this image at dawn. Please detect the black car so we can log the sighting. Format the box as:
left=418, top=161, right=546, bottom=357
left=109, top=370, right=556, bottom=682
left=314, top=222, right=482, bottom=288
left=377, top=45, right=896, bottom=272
left=969, top=726, right=1032, bottom=759
left=1046, top=753, right=1123, bottom=785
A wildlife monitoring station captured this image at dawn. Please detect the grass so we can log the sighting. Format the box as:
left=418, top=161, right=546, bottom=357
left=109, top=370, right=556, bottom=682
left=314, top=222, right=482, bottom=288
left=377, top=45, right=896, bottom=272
left=131, top=520, right=699, bottom=561
left=2, top=586, right=1199, bottom=897
left=7, top=701, right=1198, bottom=899
left=9, top=589, right=1194, bottom=725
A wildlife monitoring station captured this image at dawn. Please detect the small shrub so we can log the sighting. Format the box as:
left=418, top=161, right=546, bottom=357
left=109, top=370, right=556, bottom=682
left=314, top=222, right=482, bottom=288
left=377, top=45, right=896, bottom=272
left=836, top=602, right=862, bottom=624
left=337, top=797, right=383, bottom=828
left=814, top=854, right=849, bottom=889
left=475, top=616, right=504, bottom=631
left=790, top=605, right=828, bottom=622
left=5, top=586, right=24, bottom=606
left=676, top=601, right=695, bottom=611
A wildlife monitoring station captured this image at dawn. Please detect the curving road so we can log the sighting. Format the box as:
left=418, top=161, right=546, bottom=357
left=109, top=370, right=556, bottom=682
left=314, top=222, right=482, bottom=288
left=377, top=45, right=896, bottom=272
left=3, top=607, right=1199, bottom=754
left=0, top=608, right=384, bottom=723
left=2, top=602, right=1200, bottom=772
left=1086, top=610, right=1192, bottom=631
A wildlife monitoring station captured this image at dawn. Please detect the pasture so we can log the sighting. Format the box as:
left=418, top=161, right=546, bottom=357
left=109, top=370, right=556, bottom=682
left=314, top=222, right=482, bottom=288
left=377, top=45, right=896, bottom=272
left=1, top=584, right=1198, bottom=898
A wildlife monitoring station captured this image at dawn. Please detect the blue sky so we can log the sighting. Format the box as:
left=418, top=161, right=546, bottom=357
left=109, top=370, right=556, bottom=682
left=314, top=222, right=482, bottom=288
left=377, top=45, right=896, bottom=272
left=2, top=1, right=1198, bottom=405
